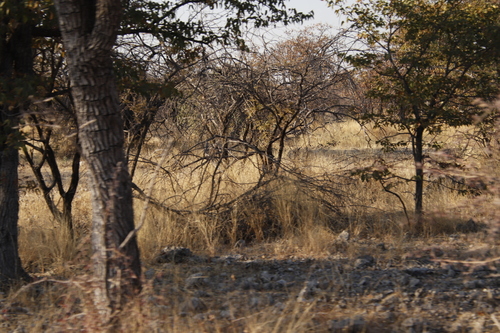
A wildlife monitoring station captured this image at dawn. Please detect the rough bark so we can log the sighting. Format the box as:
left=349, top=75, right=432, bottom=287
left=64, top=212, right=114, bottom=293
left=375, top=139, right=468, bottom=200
left=0, top=120, right=31, bottom=286
left=54, top=0, right=141, bottom=319
left=0, top=5, right=32, bottom=287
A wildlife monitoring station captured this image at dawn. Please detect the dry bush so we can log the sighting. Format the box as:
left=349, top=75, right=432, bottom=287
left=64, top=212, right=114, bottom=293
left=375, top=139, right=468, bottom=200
left=135, top=174, right=346, bottom=262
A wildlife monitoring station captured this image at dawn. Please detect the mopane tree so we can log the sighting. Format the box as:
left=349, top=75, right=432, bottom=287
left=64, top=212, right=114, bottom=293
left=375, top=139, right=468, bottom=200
left=331, top=0, right=500, bottom=229
left=241, top=27, right=351, bottom=173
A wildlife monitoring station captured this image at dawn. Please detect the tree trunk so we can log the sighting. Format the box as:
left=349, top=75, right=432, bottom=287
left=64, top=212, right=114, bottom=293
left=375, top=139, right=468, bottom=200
left=0, top=116, right=31, bottom=286
left=54, top=0, right=141, bottom=320
left=0, top=4, right=32, bottom=287
left=413, top=125, right=425, bottom=232
left=22, top=138, right=80, bottom=238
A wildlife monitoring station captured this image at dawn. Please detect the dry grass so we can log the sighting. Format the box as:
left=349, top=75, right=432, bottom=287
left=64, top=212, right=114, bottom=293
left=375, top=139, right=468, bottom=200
left=16, top=120, right=490, bottom=264
left=7, top=119, right=499, bottom=331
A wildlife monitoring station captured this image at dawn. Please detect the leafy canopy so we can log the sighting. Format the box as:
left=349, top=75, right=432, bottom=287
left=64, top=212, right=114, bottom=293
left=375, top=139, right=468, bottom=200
left=331, top=0, right=500, bottom=134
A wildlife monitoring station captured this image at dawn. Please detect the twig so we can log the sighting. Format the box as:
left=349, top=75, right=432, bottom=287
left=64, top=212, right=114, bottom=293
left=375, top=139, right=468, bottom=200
left=434, top=257, right=500, bottom=265
left=491, top=314, right=500, bottom=331
left=379, top=178, right=411, bottom=227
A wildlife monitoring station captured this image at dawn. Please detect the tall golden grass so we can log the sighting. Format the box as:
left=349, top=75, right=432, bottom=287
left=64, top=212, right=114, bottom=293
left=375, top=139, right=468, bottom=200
left=16, top=120, right=489, bottom=271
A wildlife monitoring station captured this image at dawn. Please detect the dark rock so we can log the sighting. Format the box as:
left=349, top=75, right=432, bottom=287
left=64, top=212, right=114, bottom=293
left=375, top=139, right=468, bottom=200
left=354, top=255, right=376, bottom=269
left=155, top=246, right=194, bottom=264
left=181, top=297, right=207, bottom=313
left=193, top=290, right=210, bottom=298
left=464, top=279, right=485, bottom=289
left=404, top=267, right=434, bottom=276
left=144, top=268, right=156, bottom=280
left=329, top=315, right=366, bottom=332
left=409, top=277, right=421, bottom=288
left=274, top=279, right=292, bottom=290
left=456, top=219, right=480, bottom=233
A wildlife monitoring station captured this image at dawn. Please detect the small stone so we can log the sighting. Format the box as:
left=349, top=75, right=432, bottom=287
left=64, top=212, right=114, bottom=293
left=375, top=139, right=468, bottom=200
left=249, top=296, right=261, bottom=308
left=409, top=278, right=421, bottom=288
left=273, top=279, right=288, bottom=290
left=400, top=274, right=410, bottom=285
left=234, top=240, right=246, bottom=249
left=241, top=277, right=258, bottom=290
left=445, top=265, right=458, bottom=277
left=193, top=290, right=210, bottom=298
left=472, top=265, right=492, bottom=278
left=260, top=271, right=274, bottom=282
left=181, top=297, right=207, bottom=313
left=359, top=276, right=371, bottom=287
left=220, top=310, right=233, bottom=319
left=222, top=254, right=244, bottom=265
left=273, top=302, right=285, bottom=313
left=185, top=273, right=208, bottom=289
left=464, top=279, right=485, bottom=289
left=144, top=268, right=156, bottom=280
left=338, top=230, right=350, bottom=242
left=329, top=315, right=366, bottom=332
left=192, top=313, right=205, bottom=321
left=404, top=267, right=433, bottom=276
left=402, top=318, right=417, bottom=328
left=354, top=255, right=376, bottom=269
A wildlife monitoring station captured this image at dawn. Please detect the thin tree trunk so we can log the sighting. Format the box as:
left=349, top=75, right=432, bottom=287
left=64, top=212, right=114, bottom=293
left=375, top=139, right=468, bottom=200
left=61, top=151, right=81, bottom=235
left=55, top=0, right=141, bottom=320
left=21, top=141, right=80, bottom=238
left=414, top=125, right=425, bottom=232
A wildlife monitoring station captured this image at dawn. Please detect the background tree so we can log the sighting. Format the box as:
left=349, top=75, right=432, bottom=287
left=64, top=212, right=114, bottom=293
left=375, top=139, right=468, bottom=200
left=331, top=0, right=500, bottom=229
left=22, top=35, right=81, bottom=239
left=179, top=27, right=351, bottom=175
left=0, top=0, right=34, bottom=286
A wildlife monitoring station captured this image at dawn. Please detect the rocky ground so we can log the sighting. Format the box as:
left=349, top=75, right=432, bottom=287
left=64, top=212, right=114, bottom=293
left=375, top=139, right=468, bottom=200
left=2, top=232, right=500, bottom=332
left=145, top=232, right=500, bottom=332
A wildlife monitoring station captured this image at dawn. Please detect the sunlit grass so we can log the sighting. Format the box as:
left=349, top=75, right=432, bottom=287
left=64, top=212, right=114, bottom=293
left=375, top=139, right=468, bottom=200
left=17, top=120, right=492, bottom=267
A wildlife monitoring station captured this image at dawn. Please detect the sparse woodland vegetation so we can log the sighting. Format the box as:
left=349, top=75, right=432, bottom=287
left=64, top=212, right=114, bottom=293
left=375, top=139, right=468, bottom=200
left=2, top=0, right=500, bottom=331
